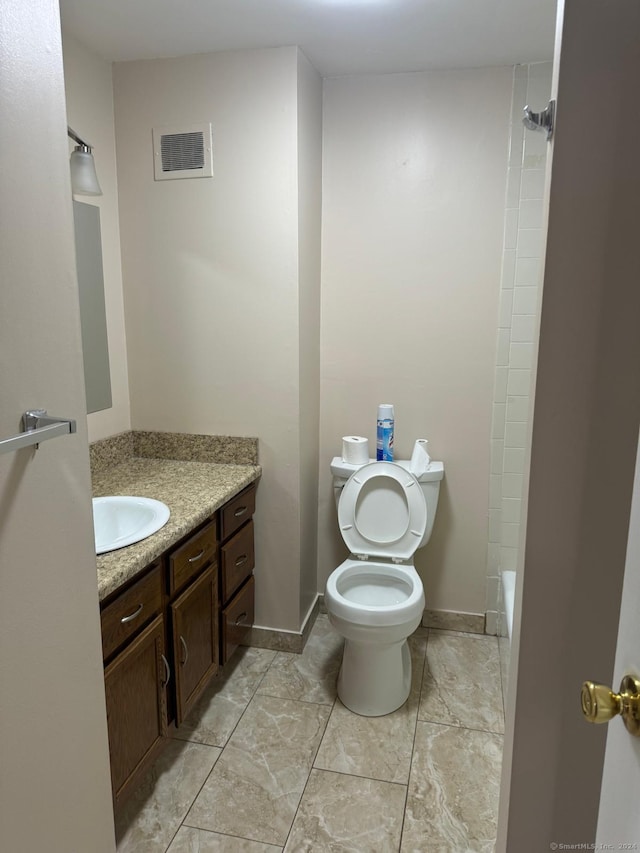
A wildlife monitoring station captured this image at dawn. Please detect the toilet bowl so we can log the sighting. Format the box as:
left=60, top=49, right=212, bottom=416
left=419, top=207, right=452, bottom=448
left=325, top=460, right=431, bottom=717
left=326, top=558, right=424, bottom=715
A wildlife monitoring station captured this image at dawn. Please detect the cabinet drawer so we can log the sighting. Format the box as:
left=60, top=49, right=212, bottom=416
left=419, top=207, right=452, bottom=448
left=221, top=575, right=255, bottom=664
left=221, top=519, right=254, bottom=603
left=220, top=485, right=256, bottom=540
left=101, top=562, right=162, bottom=661
left=169, top=518, right=217, bottom=595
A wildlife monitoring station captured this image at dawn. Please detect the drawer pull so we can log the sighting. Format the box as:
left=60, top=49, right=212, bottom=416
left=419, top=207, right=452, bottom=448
left=188, top=549, right=205, bottom=564
left=180, top=635, right=189, bottom=666
left=120, top=603, right=143, bottom=624
left=234, top=506, right=248, bottom=518
left=235, top=612, right=248, bottom=625
left=161, top=654, right=171, bottom=686
left=234, top=554, right=248, bottom=568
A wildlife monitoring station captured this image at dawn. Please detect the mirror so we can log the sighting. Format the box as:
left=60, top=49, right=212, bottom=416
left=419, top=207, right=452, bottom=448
left=72, top=200, right=112, bottom=413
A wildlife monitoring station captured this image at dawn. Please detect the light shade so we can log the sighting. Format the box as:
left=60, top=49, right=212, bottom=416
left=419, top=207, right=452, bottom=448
left=70, top=148, right=102, bottom=196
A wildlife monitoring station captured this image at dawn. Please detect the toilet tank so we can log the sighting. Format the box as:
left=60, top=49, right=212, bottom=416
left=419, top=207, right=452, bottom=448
left=330, top=457, right=444, bottom=548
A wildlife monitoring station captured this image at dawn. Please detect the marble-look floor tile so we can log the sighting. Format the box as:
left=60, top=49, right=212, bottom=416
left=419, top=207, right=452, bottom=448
left=167, top=825, right=282, bottom=852
left=185, top=694, right=330, bottom=846
left=172, top=646, right=277, bottom=747
left=314, top=633, right=427, bottom=784
left=284, top=768, right=406, bottom=853
left=419, top=631, right=504, bottom=733
left=115, top=739, right=221, bottom=853
left=401, top=721, right=503, bottom=853
left=256, top=613, right=343, bottom=705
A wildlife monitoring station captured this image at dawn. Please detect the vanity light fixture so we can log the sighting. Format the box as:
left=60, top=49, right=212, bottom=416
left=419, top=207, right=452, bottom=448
left=68, top=126, right=102, bottom=196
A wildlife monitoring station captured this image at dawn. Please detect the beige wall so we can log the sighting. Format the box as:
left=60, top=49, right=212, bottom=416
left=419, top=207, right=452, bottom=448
left=63, top=33, right=131, bottom=442
left=318, top=68, right=512, bottom=615
left=113, top=47, right=315, bottom=632
left=296, top=52, right=323, bottom=620
left=0, top=2, right=115, bottom=849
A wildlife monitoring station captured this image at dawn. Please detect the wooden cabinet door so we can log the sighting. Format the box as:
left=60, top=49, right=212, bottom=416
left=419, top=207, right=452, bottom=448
left=171, top=565, right=218, bottom=725
left=104, top=615, right=167, bottom=805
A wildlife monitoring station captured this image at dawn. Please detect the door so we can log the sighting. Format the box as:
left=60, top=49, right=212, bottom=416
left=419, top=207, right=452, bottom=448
left=595, top=431, right=640, bottom=844
left=0, top=1, right=115, bottom=850
left=498, top=0, right=640, bottom=849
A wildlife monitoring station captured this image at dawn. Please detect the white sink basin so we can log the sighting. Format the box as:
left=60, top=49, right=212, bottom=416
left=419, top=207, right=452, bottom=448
left=93, top=496, right=170, bottom=555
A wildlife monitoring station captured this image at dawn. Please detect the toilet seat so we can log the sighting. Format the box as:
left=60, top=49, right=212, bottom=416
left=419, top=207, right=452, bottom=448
left=338, top=461, right=427, bottom=561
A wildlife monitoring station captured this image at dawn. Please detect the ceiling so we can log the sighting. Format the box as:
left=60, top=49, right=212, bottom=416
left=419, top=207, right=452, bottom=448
left=59, top=0, right=557, bottom=77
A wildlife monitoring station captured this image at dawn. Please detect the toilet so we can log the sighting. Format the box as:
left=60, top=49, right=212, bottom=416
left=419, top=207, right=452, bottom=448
left=325, top=455, right=444, bottom=716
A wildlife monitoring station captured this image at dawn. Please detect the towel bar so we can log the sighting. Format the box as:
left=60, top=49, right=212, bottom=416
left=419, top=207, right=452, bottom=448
left=0, top=410, right=77, bottom=455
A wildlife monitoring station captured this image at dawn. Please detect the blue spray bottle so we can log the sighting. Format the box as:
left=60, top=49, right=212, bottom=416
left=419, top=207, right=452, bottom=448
left=376, top=404, right=395, bottom=461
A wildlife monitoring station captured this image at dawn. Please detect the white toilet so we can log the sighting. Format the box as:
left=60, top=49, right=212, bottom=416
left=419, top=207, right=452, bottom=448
left=325, top=455, right=444, bottom=716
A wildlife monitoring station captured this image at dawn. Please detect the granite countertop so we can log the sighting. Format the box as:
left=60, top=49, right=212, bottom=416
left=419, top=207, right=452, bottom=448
left=94, top=458, right=261, bottom=602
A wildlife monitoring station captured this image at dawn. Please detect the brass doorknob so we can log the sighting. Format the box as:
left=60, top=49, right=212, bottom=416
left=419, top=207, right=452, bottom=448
left=581, top=675, right=640, bottom=736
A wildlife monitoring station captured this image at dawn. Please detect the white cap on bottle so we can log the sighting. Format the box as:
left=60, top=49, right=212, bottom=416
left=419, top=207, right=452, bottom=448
left=377, top=404, right=394, bottom=420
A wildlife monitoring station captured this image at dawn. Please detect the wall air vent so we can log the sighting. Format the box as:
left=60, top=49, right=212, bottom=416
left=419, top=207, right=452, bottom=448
left=152, top=123, right=213, bottom=181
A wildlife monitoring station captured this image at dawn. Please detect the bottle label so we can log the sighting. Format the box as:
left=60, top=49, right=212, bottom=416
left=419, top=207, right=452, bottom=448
left=376, top=419, right=394, bottom=461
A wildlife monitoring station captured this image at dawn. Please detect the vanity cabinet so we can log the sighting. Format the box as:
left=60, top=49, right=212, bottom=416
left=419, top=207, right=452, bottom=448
left=99, top=481, right=257, bottom=807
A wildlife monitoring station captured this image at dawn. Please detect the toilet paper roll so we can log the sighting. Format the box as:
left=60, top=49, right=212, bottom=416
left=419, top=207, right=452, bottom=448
left=409, top=439, right=431, bottom=476
left=342, top=436, right=370, bottom=465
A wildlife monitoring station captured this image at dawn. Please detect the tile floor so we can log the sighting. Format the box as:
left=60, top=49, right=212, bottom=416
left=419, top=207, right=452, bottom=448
left=115, top=615, right=504, bottom=852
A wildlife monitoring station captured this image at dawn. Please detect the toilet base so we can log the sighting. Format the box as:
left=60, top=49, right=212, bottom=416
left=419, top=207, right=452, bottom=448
left=337, top=637, right=412, bottom=717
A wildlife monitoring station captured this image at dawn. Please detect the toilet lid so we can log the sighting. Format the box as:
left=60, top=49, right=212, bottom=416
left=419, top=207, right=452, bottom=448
left=338, top=461, right=427, bottom=561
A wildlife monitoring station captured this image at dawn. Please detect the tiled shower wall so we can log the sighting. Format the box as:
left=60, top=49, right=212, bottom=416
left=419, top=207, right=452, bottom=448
left=486, top=62, right=553, bottom=636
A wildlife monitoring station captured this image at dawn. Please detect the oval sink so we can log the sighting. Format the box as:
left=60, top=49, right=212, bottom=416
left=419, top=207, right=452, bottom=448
left=93, top=496, right=170, bottom=555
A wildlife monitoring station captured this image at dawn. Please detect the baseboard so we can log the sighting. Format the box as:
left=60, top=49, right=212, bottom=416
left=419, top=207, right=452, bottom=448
left=242, top=595, right=320, bottom=654
left=422, top=608, right=486, bottom=635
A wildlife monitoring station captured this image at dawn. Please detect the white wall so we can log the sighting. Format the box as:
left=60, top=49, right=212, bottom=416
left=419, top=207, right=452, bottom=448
left=113, top=47, right=317, bottom=632
left=488, top=62, right=553, bottom=638
left=318, top=68, right=512, bottom=616
left=0, top=2, right=115, bottom=849
left=63, top=33, right=131, bottom=442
